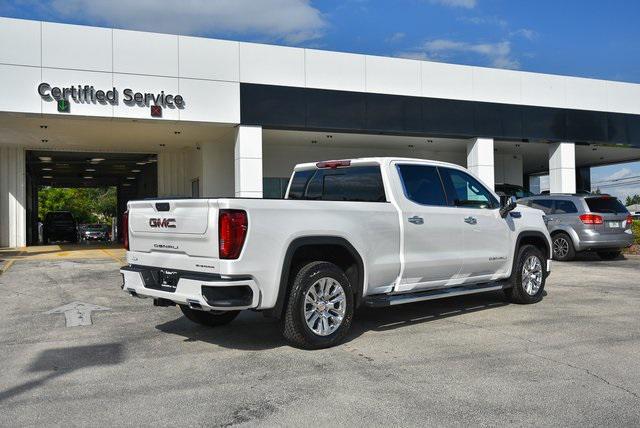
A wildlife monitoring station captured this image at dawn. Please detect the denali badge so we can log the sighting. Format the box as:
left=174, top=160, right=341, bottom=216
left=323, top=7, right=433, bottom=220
left=149, top=218, right=176, bottom=228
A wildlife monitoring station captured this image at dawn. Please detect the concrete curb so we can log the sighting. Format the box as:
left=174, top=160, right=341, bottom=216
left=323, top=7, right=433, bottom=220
left=0, top=259, right=15, bottom=275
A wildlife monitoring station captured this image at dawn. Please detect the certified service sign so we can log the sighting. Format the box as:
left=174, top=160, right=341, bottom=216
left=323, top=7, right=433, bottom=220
left=37, top=83, right=185, bottom=116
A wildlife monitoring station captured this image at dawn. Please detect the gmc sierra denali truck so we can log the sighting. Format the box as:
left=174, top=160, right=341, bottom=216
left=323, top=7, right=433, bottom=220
left=121, top=158, right=552, bottom=349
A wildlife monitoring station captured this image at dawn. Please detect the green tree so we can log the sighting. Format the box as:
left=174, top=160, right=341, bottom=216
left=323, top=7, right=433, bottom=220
left=38, top=187, right=117, bottom=224
left=625, top=194, right=640, bottom=206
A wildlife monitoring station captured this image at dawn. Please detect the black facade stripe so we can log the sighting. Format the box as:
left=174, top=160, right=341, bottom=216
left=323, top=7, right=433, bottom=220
left=240, top=83, right=640, bottom=147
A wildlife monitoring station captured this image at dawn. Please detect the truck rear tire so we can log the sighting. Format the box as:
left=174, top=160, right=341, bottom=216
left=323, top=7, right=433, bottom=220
left=504, top=244, right=546, bottom=304
left=179, top=305, right=239, bottom=327
left=282, top=261, right=354, bottom=350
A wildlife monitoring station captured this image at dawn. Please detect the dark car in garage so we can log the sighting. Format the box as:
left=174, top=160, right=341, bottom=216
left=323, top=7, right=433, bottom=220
left=43, top=211, right=78, bottom=244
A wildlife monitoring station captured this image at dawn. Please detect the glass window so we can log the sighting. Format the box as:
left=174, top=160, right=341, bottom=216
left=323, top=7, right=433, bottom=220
left=554, top=200, right=578, bottom=214
left=439, top=168, right=498, bottom=209
left=530, top=199, right=554, bottom=214
left=397, top=164, right=447, bottom=206
left=585, top=197, right=628, bottom=214
left=288, top=166, right=386, bottom=202
left=287, top=170, right=314, bottom=199
left=263, top=177, right=289, bottom=199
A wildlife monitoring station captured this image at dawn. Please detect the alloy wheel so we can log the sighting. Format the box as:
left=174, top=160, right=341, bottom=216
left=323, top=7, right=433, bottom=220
left=304, top=277, right=346, bottom=336
left=522, top=255, right=543, bottom=296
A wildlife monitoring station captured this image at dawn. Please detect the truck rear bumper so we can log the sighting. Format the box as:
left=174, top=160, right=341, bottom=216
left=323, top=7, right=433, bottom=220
left=121, top=265, right=260, bottom=311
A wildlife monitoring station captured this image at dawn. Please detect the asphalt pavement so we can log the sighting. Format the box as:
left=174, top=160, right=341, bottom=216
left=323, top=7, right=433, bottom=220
left=0, top=254, right=639, bottom=426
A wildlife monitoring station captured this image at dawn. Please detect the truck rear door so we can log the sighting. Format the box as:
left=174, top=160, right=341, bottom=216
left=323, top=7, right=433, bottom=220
left=127, top=199, right=219, bottom=258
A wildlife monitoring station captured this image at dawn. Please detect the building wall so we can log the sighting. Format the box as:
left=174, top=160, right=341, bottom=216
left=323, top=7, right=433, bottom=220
left=0, top=146, right=26, bottom=247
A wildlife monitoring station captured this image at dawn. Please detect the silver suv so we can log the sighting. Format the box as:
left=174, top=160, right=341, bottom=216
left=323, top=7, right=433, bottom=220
left=517, top=194, right=634, bottom=261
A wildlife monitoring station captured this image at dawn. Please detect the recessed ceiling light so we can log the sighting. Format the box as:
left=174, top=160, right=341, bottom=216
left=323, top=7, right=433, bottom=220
left=43, top=175, right=53, bottom=179
left=408, top=144, right=415, bottom=148
left=86, top=168, right=96, bottom=172
left=83, top=176, right=93, bottom=179
left=91, top=158, right=105, bottom=162
left=131, top=169, right=141, bottom=173
left=159, top=144, right=166, bottom=147
left=40, top=125, right=47, bottom=129
left=42, top=167, right=52, bottom=171
left=126, top=176, right=135, bottom=180
left=39, top=156, right=52, bottom=162
left=122, top=183, right=131, bottom=186
left=148, top=158, right=157, bottom=162
left=136, top=162, right=147, bottom=165
left=41, top=139, right=48, bottom=143
left=57, top=163, right=69, bottom=167
left=174, top=131, right=181, bottom=135
left=427, top=139, right=433, bottom=143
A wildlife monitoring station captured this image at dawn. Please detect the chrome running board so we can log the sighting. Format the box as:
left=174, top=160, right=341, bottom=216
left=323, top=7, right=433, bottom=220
left=363, top=282, right=508, bottom=308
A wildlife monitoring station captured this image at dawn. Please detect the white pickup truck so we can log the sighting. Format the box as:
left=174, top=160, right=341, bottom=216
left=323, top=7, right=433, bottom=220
left=121, top=157, right=551, bottom=349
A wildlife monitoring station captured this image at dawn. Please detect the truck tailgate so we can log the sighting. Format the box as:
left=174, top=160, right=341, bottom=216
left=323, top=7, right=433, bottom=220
left=127, top=199, right=219, bottom=258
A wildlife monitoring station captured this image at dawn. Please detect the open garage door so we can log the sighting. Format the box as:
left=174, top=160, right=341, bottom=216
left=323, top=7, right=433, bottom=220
left=25, top=150, right=157, bottom=246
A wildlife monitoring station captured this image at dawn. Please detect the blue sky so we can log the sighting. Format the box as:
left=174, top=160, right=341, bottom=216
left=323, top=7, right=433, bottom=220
left=1, top=0, right=639, bottom=200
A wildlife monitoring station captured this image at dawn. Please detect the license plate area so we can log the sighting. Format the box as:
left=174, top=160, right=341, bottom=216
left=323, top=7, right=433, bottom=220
left=140, top=268, right=179, bottom=292
left=607, top=221, right=621, bottom=228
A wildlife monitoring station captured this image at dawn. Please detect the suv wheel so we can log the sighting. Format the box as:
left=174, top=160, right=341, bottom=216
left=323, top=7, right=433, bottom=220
left=505, top=244, right=546, bottom=304
left=179, top=305, right=240, bottom=327
left=597, top=250, right=621, bottom=260
left=282, top=261, right=354, bottom=349
left=552, top=232, right=575, bottom=261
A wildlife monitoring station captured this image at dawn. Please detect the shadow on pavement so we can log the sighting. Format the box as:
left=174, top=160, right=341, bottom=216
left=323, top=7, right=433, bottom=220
left=0, top=343, right=124, bottom=403
left=155, top=291, right=511, bottom=351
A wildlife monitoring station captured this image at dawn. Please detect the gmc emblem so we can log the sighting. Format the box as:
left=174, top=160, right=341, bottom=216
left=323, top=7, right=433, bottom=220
left=149, top=218, right=176, bottom=228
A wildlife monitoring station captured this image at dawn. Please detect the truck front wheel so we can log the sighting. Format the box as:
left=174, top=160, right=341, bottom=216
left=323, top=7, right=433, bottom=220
left=283, top=261, right=355, bottom=349
left=179, top=305, right=239, bottom=327
left=504, top=244, right=546, bottom=304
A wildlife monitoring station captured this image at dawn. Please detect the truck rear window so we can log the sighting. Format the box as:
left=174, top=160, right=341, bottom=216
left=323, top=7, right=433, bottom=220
left=585, top=197, right=627, bottom=214
left=288, top=166, right=386, bottom=202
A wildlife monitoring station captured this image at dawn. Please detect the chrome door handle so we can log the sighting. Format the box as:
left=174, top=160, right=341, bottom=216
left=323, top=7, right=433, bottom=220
left=464, top=216, right=477, bottom=225
left=408, top=216, right=424, bottom=225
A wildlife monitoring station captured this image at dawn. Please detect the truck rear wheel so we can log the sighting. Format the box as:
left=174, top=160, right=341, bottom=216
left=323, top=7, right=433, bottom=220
left=504, top=244, right=546, bottom=304
left=179, top=305, right=239, bottom=327
left=282, top=261, right=354, bottom=349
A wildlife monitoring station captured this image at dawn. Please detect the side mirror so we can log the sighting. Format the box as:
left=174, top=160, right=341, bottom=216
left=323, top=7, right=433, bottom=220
left=499, top=195, right=518, bottom=218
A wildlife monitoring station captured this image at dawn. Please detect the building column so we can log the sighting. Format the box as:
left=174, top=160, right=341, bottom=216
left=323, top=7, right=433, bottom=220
left=234, top=125, right=263, bottom=198
left=0, top=146, right=26, bottom=248
left=549, top=142, right=576, bottom=194
left=157, top=151, right=190, bottom=197
left=467, top=138, right=495, bottom=190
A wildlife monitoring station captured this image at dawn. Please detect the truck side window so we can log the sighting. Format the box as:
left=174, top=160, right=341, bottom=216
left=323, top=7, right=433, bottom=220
left=439, top=168, right=498, bottom=209
left=289, top=166, right=386, bottom=202
left=397, top=164, right=447, bottom=206
left=530, top=199, right=554, bottom=214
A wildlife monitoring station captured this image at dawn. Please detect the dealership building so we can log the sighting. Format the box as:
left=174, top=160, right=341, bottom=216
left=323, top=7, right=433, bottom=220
left=1, top=16, right=640, bottom=247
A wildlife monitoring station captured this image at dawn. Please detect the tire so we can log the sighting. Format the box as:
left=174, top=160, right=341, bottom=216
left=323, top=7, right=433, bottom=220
left=179, top=305, right=239, bottom=327
left=552, top=232, right=575, bottom=261
left=597, top=250, right=621, bottom=260
left=282, top=261, right=355, bottom=350
left=504, top=244, right=546, bottom=304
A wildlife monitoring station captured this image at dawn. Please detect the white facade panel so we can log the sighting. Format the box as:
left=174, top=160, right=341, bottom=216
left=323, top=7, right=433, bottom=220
left=179, top=36, right=239, bottom=82
left=112, top=73, right=180, bottom=120
left=158, top=150, right=191, bottom=197
left=41, top=68, right=114, bottom=117
left=565, top=77, right=608, bottom=111
left=234, top=125, right=263, bottom=197
left=0, top=64, right=42, bottom=114
left=520, top=72, right=566, bottom=108
left=606, top=81, right=640, bottom=115
left=0, top=17, right=41, bottom=67
left=113, top=29, right=178, bottom=77
left=42, top=22, right=112, bottom=72
left=472, top=67, right=521, bottom=104
left=178, top=79, right=240, bottom=123
left=305, top=49, right=366, bottom=92
left=0, top=146, right=26, bottom=248
left=239, top=43, right=305, bottom=87
left=365, top=55, right=421, bottom=96
left=421, top=61, right=474, bottom=100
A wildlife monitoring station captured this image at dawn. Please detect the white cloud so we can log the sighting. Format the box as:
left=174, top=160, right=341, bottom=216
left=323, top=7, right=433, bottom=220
left=429, top=0, right=477, bottom=8
left=46, top=0, right=326, bottom=43
left=386, top=32, right=406, bottom=43
left=458, top=16, right=507, bottom=27
left=401, top=39, right=520, bottom=69
left=510, top=28, right=537, bottom=41
left=603, top=167, right=632, bottom=182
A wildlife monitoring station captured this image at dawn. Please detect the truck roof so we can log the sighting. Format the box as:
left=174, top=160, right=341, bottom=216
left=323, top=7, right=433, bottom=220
left=293, top=157, right=465, bottom=171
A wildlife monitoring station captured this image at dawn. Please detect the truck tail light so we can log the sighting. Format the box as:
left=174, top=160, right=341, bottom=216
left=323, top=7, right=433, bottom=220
left=122, top=210, right=129, bottom=250
left=219, top=210, right=248, bottom=259
left=579, top=213, right=603, bottom=225
left=316, top=160, right=351, bottom=169
left=626, top=214, right=633, bottom=226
